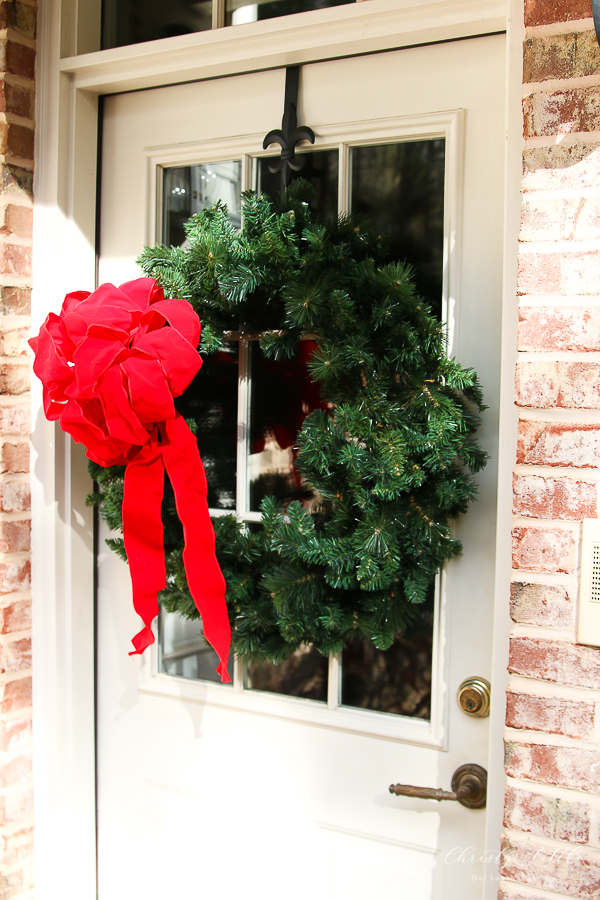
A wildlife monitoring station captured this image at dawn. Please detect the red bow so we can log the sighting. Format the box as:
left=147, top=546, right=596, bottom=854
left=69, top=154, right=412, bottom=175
left=29, top=277, right=231, bottom=682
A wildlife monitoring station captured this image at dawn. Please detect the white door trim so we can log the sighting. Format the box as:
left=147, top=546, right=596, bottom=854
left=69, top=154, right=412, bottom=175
left=60, top=0, right=508, bottom=95
left=32, top=2, right=519, bottom=897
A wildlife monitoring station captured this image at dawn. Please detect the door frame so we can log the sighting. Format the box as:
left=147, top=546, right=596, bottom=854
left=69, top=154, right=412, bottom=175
left=31, top=1, right=524, bottom=897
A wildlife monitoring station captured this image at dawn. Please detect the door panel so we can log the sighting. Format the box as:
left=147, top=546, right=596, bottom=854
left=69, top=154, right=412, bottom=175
left=97, top=35, right=505, bottom=899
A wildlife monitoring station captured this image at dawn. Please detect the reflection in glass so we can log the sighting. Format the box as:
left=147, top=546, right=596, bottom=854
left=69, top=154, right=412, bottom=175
left=351, top=140, right=445, bottom=319
left=160, top=609, right=231, bottom=684
left=163, top=160, right=242, bottom=248
left=257, top=150, right=338, bottom=221
left=341, top=584, right=435, bottom=718
left=247, top=644, right=328, bottom=701
left=248, top=340, right=326, bottom=512
left=175, top=342, right=239, bottom=511
left=102, top=0, right=212, bottom=49
left=227, top=0, right=351, bottom=26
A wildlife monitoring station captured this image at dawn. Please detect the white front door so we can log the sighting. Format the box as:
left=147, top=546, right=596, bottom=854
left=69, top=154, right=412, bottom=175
left=97, top=35, right=505, bottom=900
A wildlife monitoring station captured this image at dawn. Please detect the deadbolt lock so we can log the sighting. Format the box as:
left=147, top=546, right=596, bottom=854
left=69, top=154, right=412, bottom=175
left=457, top=677, right=491, bottom=718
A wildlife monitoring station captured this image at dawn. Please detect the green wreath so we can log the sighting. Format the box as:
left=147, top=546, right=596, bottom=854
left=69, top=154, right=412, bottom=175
left=88, top=181, right=487, bottom=663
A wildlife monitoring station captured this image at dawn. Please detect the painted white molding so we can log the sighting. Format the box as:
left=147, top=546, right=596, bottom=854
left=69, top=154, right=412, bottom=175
left=31, top=3, right=98, bottom=899
left=482, top=0, right=525, bottom=894
left=60, top=0, right=508, bottom=95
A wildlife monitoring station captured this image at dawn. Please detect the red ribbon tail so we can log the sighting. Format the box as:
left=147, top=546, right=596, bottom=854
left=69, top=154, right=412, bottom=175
left=122, top=438, right=166, bottom=656
left=162, top=415, right=231, bottom=683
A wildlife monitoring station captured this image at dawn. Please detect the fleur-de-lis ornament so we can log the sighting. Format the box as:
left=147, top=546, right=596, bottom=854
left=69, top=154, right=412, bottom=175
left=263, top=66, right=315, bottom=192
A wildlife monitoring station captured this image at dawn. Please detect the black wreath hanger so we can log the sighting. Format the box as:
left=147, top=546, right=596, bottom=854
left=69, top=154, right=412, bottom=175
left=263, top=66, right=315, bottom=193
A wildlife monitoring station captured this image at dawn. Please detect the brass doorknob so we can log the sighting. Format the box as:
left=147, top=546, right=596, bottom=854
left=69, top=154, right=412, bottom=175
left=457, top=677, right=491, bottom=717
left=389, top=763, right=487, bottom=809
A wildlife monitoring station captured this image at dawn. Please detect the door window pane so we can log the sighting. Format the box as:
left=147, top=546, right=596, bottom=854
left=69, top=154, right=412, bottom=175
left=228, top=0, right=352, bottom=26
left=340, top=585, right=435, bottom=718
left=163, top=161, right=242, bottom=248
left=351, top=139, right=445, bottom=319
left=257, top=149, right=338, bottom=220
left=103, top=0, right=212, bottom=49
left=247, top=645, right=328, bottom=701
left=160, top=163, right=241, bottom=681
left=176, top=341, right=239, bottom=511
left=248, top=340, right=326, bottom=512
left=102, top=0, right=355, bottom=46
left=160, top=610, right=231, bottom=684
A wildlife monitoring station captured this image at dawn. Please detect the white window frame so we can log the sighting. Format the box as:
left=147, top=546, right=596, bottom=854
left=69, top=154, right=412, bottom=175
left=31, top=0, right=523, bottom=898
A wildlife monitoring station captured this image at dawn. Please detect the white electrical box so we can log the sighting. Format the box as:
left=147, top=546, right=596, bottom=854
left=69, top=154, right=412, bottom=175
left=578, top=518, right=600, bottom=647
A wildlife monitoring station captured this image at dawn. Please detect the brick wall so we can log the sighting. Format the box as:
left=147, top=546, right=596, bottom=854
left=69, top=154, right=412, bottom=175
left=500, top=0, right=600, bottom=896
left=0, top=2, right=34, bottom=899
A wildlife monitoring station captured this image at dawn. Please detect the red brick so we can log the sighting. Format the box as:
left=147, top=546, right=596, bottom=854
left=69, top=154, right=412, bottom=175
left=524, top=87, right=600, bottom=138
left=2, top=42, right=35, bottom=82
left=4, top=1, right=37, bottom=41
left=500, top=835, right=600, bottom=897
left=517, top=420, right=600, bottom=468
left=518, top=250, right=600, bottom=296
left=0, top=405, right=29, bottom=437
left=0, top=784, right=32, bottom=826
left=0, top=80, right=34, bottom=120
left=0, top=287, right=29, bottom=316
left=0, top=479, right=29, bottom=512
left=0, top=363, right=29, bottom=395
left=510, top=582, right=575, bottom=629
left=0, top=865, right=34, bottom=898
left=0, top=242, right=32, bottom=277
left=512, top=525, right=576, bottom=573
left=525, top=0, right=593, bottom=26
left=523, top=143, right=600, bottom=192
left=0, top=860, right=34, bottom=898
left=504, top=785, right=590, bottom=843
left=498, top=890, right=534, bottom=900
left=0, top=204, right=32, bottom=240
left=520, top=195, right=600, bottom=242
left=518, top=307, right=600, bottom=352
left=510, top=636, right=600, bottom=689
left=523, top=31, right=600, bottom=83
left=513, top=473, right=596, bottom=520
left=0, top=677, right=30, bottom=714
left=0, top=826, right=33, bottom=865
left=0, top=521, right=29, bottom=555
left=0, top=753, right=32, bottom=790
left=0, top=328, right=29, bottom=357
left=0, top=164, right=33, bottom=199
left=517, top=361, right=600, bottom=409
left=505, top=741, right=600, bottom=792
left=1, top=442, right=29, bottom=474
left=5, top=122, right=33, bottom=161
left=506, top=691, right=594, bottom=738
left=0, top=599, right=30, bottom=634
left=0, top=559, right=29, bottom=594
left=0, top=715, right=31, bottom=752
left=0, top=637, right=30, bottom=674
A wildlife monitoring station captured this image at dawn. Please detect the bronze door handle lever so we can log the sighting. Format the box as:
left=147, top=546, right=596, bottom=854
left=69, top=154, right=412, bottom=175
left=389, top=764, right=487, bottom=809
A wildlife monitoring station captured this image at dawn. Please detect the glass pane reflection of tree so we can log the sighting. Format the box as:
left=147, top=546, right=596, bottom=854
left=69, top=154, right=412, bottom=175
left=163, top=161, right=242, bottom=249
left=247, top=644, right=328, bottom=702
left=341, top=584, right=434, bottom=718
left=351, top=139, right=445, bottom=319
